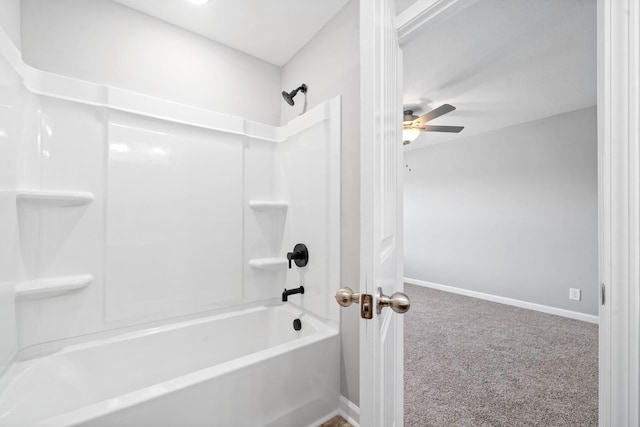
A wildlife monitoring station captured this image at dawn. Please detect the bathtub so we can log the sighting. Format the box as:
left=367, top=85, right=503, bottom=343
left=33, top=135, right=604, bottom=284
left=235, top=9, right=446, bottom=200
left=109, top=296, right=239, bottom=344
left=0, top=304, right=340, bottom=426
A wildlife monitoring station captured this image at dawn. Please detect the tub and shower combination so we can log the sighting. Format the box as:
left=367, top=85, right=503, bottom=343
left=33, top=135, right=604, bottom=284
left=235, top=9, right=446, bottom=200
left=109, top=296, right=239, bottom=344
left=0, top=3, right=342, bottom=423
left=0, top=305, right=339, bottom=426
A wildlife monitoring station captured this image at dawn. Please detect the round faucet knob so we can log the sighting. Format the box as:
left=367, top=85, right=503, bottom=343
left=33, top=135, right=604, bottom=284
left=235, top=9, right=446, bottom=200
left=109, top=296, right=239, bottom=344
left=287, top=243, right=309, bottom=268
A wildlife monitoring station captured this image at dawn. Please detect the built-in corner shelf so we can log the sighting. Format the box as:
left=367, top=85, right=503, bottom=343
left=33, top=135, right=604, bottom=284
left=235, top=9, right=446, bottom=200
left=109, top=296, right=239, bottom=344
left=15, top=274, right=93, bottom=300
left=248, top=201, right=288, bottom=212
left=249, top=201, right=288, bottom=271
left=249, top=258, right=288, bottom=270
left=17, top=189, right=94, bottom=207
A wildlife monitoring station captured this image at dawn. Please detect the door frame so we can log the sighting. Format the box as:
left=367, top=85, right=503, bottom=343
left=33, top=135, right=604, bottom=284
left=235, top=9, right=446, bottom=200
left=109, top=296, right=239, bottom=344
left=392, top=0, right=640, bottom=425
left=597, top=1, right=640, bottom=425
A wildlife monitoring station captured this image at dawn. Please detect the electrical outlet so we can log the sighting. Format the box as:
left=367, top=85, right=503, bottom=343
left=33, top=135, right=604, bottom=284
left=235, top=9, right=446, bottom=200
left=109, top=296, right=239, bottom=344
left=569, top=288, right=581, bottom=301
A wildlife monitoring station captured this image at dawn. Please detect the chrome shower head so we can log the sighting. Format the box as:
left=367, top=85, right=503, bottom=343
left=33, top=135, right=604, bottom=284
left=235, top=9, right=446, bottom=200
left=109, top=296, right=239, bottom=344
left=282, top=84, right=307, bottom=106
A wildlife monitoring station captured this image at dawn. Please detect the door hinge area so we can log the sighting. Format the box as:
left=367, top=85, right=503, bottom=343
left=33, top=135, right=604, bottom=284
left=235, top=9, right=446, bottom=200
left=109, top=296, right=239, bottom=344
left=601, top=283, right=606, bottom=305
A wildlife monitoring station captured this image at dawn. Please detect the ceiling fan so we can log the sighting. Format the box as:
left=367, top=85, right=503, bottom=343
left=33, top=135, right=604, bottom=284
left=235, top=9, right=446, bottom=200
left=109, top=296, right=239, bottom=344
left=402, top=104, right=464, bottom=145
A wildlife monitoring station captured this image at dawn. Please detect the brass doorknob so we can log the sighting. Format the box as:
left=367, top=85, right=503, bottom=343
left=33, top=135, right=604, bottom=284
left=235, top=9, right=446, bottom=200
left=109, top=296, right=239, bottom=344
left=376, top=287, right=411, bottom=314
left=335, top=287, right=360, bottom=307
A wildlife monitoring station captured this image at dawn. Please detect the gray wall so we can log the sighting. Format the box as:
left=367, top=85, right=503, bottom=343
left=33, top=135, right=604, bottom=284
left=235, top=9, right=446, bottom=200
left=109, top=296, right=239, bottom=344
left=20, top=0, right=281, bottom=125
left=404, top=106, right=598, bottom=316
left=281, top=0, right=361, bottom=405
left=0, top=0, right=20, bottom=48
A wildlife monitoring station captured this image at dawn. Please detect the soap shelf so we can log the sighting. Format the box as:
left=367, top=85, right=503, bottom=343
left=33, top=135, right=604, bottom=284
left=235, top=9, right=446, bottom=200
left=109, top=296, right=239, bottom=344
left=248, top=201, right=288, bottom=211
left=17, top=189, right=94, bottom=207
left=248, top=201, right=288, bottom=271
left=249, top=258, right=288, bottom=270
left=16, top=274, right=93, bottom=300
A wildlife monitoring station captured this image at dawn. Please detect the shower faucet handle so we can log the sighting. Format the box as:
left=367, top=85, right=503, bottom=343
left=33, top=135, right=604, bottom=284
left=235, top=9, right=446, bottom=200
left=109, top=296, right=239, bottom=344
left=286, top=243, right=309, bottom=269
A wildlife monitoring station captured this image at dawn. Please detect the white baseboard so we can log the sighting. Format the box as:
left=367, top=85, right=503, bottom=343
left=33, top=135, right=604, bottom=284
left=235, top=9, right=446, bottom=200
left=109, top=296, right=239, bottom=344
left=404, top=277, right=599, bottom=324
left=338, top=395, right=360, bottom=427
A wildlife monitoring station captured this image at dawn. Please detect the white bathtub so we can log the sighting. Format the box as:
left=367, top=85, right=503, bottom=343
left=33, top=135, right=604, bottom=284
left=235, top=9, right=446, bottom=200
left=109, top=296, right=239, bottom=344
left=0, top=304, right=340, bottom=426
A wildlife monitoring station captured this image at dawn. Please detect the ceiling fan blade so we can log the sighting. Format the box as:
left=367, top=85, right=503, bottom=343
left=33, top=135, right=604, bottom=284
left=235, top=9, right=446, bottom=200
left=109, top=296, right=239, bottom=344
left=419, top=125, right=464, bottom=133
left=415, top=104, right=456, bottom=125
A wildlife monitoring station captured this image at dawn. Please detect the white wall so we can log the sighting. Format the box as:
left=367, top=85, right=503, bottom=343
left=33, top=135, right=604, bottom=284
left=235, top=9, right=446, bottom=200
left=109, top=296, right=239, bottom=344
left=0, top=0, right=21, bottom=374
left=0, top=44, right=21, bottom=374
left=277, top=101, right=341, bottom=324
left=104, top=113, right=244, bottom=325
left=404, top=106, right=598, bottom=316
left=280, top=0, right=361, bottom=405
left=0, top=0, right=20, bottom=48
left=20, top=0, right=281, bottom=125
left=394, top=0, right=417, bottom=15
left=10, top=0, right=355, bottom=403
left=12, top=92, right=341, bottom=349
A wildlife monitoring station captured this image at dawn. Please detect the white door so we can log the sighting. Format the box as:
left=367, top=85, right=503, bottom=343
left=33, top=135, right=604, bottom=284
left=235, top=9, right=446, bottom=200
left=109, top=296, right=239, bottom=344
left=359, top=0, right=405, bottom=425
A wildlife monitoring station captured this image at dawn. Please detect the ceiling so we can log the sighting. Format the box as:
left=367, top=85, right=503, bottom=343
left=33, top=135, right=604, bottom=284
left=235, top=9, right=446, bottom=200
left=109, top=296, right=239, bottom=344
left=401, top=0, right=596, bottom=151
left=111, top=0, right=595, bottom=147
left=112, top=0, right=349, bottom=66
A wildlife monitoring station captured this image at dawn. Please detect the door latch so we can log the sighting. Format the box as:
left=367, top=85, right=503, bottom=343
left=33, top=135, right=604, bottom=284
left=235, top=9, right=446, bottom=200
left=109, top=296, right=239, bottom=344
left=335, top=287, right=373, bottom=319
left=360, top=293, right=373, bottom=319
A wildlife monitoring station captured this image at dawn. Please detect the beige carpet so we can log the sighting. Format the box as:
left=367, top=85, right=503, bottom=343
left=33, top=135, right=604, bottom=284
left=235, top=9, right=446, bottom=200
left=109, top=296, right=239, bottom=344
left=404, top=284, right=598, bottom=426
left=319, top=415, right=352, bottom=427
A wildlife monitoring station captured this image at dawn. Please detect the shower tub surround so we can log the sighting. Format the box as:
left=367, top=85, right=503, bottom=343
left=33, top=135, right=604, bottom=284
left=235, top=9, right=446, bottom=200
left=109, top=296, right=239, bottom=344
left=0, top=304, right=339, bottom=426
left=0, top=29, right=341, bottom=426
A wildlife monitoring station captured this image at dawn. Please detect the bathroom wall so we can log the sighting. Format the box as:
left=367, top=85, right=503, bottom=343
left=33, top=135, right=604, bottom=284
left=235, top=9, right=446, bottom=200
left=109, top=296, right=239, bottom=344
left=6, top=0, right=345, bottom=400
left=280, top=0, right=361, bottom=406
left=20, top=0, right=281, bottom=125
left=104, top=113, right=245, bottom=325
left=12, top=87, right=340, bottom=349
left=404, top=107, right=598, bottom=316
left=0, top=43, right=21, bottom=374
left=15, top=95, right=106, bottom=347
left=278, top=102, right=341, bottom=323
left=0, top=0, right=20, bottom=49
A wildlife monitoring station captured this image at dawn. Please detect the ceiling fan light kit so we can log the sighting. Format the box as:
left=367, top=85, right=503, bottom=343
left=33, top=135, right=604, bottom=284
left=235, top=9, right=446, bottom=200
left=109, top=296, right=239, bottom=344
left=402, top=128, right=421, bottom=145
left=402, top=104, right=464, bottom=145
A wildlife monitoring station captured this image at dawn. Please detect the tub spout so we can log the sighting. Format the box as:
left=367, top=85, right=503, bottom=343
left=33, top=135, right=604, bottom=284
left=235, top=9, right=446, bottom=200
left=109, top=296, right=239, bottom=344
left=282, top=286, right=305, bottom=302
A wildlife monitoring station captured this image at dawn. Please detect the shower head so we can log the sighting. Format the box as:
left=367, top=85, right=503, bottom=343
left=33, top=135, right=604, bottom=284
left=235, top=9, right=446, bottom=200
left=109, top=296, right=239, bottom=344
left=281, top=91, right=295, bottom=106
left=281, top=84, right=307, bottom=106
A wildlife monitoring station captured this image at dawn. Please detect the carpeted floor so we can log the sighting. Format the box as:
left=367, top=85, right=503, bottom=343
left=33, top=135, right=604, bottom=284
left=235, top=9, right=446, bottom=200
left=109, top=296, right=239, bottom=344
left=319, top=415, right=352, bottom=427
left=404, top=284, right=598, bottom=427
